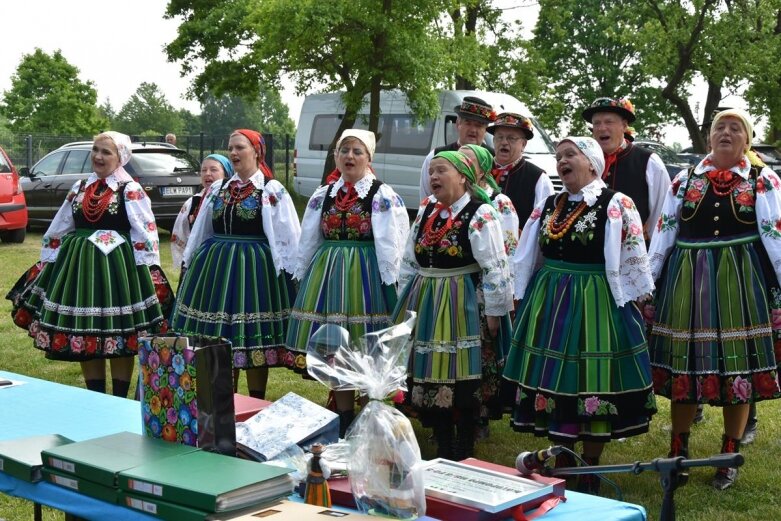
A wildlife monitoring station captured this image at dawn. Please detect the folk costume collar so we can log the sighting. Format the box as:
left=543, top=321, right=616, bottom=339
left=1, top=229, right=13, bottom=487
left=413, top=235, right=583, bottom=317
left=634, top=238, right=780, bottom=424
left=556, top=178, right=607, bottom=206
left=330, top=172, right=376, bottom=199
left=85, top=169, right=133, bottom=191
left=695, top=153, right=752, bottom=180
left=226, top=170, right=266, bottom=189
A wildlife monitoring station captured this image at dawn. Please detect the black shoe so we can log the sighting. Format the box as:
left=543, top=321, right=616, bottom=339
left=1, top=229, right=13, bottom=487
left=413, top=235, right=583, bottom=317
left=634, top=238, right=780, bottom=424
left=712, top=467, right=738, bottom=490
left=692, top=404, right=705, bottom=424
left=741, top=421, right=757, bottom=445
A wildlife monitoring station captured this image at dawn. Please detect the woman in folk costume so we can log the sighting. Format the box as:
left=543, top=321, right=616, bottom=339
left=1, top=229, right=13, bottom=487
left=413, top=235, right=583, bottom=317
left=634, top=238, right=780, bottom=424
left=286, top=129, right=409, bottom=436
left=7, top=131, right=174, bottom=397
left=648, top=108, right=781, bottom=490
left=504, top=137, right=656, bottom=495
left=170, top=154, right=233, bottom=272
left=170, top=129, right=300, bottom=400
left=394, top=150, right=513, bottom=460
left=459, top=143, right=519, bottom=431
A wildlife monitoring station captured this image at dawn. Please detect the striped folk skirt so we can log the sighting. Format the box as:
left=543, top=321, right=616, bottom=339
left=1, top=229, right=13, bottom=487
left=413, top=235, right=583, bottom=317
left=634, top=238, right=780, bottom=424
left=649, top=234, right=781, bottom=405
left=503, top=260, right=656, bottom=442
left=393, top=264, right=511, bottom=418
left=8, top=229, right=168, bottom=360
left=170, top=234, right=296, bottom=370
left=285, top=241, right=397, bottom=364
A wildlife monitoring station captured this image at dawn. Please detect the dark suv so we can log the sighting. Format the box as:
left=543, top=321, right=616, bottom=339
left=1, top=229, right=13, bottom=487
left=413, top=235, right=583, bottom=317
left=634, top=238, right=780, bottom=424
left=21, top=142, right=201, bottom=231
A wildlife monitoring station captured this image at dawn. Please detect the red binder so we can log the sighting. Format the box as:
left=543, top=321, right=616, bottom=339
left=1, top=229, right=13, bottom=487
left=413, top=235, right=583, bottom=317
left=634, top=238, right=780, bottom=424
left=233, top=394, right=272, bottom=422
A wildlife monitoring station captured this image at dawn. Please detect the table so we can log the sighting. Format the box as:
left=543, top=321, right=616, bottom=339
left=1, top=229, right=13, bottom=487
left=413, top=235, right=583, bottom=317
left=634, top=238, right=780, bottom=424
left=0, top=371, right=646, bottom=520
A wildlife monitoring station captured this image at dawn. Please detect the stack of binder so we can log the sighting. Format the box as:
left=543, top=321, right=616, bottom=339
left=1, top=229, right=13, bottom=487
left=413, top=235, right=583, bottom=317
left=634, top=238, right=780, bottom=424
left=117, top=449, right=295, bottom=520
left=0, top=434, right=73, bottom=483
left=40, top=431, right=198, bottom=504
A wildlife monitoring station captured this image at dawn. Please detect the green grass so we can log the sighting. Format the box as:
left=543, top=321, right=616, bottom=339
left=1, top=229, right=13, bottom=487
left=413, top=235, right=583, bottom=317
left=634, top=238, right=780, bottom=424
left=1, top=233, right=780, bottom=520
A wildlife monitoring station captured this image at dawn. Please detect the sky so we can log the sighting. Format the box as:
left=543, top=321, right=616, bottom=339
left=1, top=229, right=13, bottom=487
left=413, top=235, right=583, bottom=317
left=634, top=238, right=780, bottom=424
left=0, top=1, right=753, bottom=147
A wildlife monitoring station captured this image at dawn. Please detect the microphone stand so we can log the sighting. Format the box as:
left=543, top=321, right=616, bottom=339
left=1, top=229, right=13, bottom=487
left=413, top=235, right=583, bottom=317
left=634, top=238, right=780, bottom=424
left=546, top=453, right=743, bottom=521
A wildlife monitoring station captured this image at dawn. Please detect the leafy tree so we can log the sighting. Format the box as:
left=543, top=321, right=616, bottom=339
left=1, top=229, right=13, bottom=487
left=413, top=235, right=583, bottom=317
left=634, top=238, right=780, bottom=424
left=114, top=82, right=183, bottom=136
left=0, top=49, right=106, bottom=135
left=98, top=99, right=116, bottom=129
left=511, top=0, right=672, bottom=137
left=166, top=0, right=450, bottom=179
left=200, top=85, right=295, bottom=138
left=178, top=108, right=201, bottom=135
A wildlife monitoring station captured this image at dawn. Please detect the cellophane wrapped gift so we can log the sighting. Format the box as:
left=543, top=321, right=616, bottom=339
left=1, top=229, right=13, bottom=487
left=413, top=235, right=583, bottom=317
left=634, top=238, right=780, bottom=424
left=138, top=335, right=235, bottom=456
left=306, top=312, right=424, bottom=519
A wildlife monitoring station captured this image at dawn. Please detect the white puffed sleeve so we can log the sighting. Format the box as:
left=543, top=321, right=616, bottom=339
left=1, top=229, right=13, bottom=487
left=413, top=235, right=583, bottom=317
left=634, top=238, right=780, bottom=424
left=294, top=185, right=328, bottom=281
left=40, top=181, right=79, bottom=263
left=125, top=181, right=161, bottom=266
left=261, top=179, right=301, bottom=276
left=170, top=196, right=193, bottom=270
left=419, top=150, right=435, bottom=200
left=398, top=198, right=429, bottom=293
left=512, top=199, right=547, bottom=300
left=469, top=204, right=513, bottom=316
left=645, top=153, right=672, bottom=241
left=491, top=193, right=520, bottom=257
left=647, top=170, right=687, bottom=280
left=755, top=167, right=781, bottom=282
left=371, top=184, right=410, bottom=285
left=604, top=192, right=654, bottom=306
left=534, top=173, right=555, bottom=208
left=182, top=183, right=218, bottom=268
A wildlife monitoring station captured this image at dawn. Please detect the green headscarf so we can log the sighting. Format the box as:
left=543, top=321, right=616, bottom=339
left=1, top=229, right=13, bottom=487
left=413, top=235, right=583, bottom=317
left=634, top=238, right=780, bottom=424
left=433, top=150, right=491, bottom=204
left=461, top=144, right=500, bottom=193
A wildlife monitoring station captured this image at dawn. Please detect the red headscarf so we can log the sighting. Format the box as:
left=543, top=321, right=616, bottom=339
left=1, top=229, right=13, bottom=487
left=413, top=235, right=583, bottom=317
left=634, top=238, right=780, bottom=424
left=233, top=129, right=273, bottom=179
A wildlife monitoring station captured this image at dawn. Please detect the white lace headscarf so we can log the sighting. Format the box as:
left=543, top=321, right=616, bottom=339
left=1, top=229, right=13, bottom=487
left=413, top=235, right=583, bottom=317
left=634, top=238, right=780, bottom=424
left=558, top=136, right=605, bottom=178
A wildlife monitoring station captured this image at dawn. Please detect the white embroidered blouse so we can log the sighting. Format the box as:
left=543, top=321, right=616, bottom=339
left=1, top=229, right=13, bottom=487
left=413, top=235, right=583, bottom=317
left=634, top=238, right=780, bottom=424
left=40, top=169, right=161, bottom=266
left=648, top=154, right=781, bottom=282
left=514, top=178, right=654, bottom=306
left=399, top=192, right=514, bottom=316
left=294, top=173, right=410, bottom=285
left=183, top=170, right=301, bottom=275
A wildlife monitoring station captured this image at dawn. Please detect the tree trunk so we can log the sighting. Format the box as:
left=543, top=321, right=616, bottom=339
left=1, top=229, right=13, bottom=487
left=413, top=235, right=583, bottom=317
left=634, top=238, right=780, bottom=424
left=320, top=108, right=359, bottom=183
left=696, top=79, right=722, bottom=152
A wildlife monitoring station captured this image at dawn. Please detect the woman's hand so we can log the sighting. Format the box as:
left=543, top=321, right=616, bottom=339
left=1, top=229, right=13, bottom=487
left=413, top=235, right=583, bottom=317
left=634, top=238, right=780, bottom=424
left=487, top=316, right=500, bottom=338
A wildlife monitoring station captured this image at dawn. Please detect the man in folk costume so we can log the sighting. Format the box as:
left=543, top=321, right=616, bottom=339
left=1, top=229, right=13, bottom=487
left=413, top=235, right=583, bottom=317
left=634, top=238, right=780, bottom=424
left=583, top=97, right=670, bottom=242
left=419, top=96, right=496, bottom=200
left=488, top=112, right=554, bottom=229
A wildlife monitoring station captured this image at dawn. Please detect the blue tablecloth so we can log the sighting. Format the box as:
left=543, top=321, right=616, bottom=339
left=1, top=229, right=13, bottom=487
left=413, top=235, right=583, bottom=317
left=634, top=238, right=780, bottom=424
left=0, top=371, right=646, bottom=520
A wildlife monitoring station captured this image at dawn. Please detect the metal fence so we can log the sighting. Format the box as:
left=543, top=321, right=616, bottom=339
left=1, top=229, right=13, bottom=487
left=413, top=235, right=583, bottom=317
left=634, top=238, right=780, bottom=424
left=0, top=131, right=296, bottom=187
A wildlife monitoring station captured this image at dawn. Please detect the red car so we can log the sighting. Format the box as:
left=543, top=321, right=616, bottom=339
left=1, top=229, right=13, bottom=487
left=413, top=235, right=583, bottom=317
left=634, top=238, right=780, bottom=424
left=0, top=145, right=28, bottom=243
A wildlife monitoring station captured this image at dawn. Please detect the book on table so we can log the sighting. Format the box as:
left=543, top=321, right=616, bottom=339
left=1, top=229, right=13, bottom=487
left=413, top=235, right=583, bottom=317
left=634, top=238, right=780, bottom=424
left=41, top=431, right=199, bottom=487
left=210, top=499, right=381, bottom=520
left=0, top=433, right=73, bottom=483
left=235, top=391, right=338, bottom=462
left=118, top=449, right=295, bottom=513
left=42, top=468, right=118, bottom=504
left=119, top=491, right=209, bottom=521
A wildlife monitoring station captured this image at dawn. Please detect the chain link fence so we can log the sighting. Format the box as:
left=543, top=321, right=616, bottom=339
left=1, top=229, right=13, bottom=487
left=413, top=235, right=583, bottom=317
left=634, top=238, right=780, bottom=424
left=0, top=131, right=296, bottom=188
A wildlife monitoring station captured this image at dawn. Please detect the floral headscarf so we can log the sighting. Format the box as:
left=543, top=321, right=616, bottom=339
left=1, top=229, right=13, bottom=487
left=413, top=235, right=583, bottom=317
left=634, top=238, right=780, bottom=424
left=461, top=144, right=500, bottom=193
left=433, top=150, right=491, bottom=204
left=558, top=136, right=605, bottom=178
left=233, top=129, right=273, bottom=179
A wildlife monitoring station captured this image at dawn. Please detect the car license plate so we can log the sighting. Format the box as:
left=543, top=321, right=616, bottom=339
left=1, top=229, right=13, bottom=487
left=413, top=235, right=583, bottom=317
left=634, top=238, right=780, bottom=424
left=161, top=186, right=194, bottom=197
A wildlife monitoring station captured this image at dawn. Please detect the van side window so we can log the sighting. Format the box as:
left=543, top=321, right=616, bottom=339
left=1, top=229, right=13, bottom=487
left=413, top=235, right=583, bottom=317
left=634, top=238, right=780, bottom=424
left=443, top=115, right=457, bottom=146
left=386, top=115, right=434, bottom=155
left=309, top=115, right=372, bottom=151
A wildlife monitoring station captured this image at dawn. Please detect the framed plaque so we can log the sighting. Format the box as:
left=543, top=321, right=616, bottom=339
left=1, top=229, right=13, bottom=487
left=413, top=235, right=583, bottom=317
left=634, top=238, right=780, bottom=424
left=421, top=458, right=554, bottom=513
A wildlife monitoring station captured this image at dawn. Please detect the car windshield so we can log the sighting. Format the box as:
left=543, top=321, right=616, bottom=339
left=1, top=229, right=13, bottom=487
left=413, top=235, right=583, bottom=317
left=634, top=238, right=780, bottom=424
left=755, top=146, right=781, bottom=161
left=129, top=150, right=199, bottom=175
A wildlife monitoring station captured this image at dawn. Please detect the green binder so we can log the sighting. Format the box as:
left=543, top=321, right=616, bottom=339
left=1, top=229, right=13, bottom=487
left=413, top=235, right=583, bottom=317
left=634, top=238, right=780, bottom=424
left=42, top=468, right=118, bottom=504
left=118, top=450, right=294, bottom=512
left=119, top=491, right=209, bottom=521
left=0, top=434, right=74, bottom=482
left=41, top=431, right=198, bottom=487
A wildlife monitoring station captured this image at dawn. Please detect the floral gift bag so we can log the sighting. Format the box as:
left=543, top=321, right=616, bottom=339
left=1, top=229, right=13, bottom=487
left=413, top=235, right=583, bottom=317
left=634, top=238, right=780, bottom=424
left=138, top=335, right=235, bottom=456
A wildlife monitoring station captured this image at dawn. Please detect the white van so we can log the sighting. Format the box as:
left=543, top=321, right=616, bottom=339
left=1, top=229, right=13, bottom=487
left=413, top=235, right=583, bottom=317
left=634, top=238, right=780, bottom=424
left=294, top=90, right=561, bottom=209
